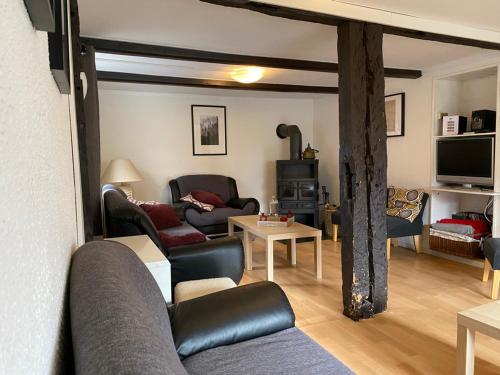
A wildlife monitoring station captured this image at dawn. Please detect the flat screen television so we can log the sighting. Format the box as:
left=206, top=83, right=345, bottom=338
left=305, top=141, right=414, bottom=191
left=436, top=136, right=495, bottom=186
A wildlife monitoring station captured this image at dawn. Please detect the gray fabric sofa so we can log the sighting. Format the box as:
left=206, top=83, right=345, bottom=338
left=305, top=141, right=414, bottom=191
left=169, top=174, right=259, bottom=235
left=70, top=240, right=354, bottom=375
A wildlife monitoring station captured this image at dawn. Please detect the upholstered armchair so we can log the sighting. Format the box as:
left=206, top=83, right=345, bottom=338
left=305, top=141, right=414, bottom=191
left=169, top=174, right=260, bottom=236
left=332, top=192, right=429, bottom=259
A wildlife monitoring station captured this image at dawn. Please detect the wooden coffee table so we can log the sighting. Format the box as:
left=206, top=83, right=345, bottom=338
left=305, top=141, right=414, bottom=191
left=228, top=215, right=322, bottom=282
left=457, top=300, right=500, bottom=374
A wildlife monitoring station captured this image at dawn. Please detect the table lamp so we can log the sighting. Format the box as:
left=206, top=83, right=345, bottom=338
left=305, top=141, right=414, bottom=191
left=101, top=159, right=143, bottom=198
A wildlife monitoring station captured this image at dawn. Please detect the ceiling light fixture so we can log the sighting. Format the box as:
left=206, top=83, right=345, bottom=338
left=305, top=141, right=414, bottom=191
left=230, top=66, right=265, bottom=83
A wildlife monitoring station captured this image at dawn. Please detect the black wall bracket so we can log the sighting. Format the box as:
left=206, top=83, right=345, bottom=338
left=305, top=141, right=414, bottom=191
left=23, top=0, right=55, bottom=32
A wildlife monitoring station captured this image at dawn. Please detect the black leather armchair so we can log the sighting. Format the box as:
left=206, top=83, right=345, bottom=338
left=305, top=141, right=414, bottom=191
left=169, top=174, right=259, bottom=235
left=101, top=185, right=244, bottom=286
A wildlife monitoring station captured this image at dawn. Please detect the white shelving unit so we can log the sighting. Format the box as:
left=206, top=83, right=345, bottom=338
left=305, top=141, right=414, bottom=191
left=433, top=132, right=496, bottom=139
left=431, top=186, right=500, bottom=196
left=430, top=64, right=500, bottom=238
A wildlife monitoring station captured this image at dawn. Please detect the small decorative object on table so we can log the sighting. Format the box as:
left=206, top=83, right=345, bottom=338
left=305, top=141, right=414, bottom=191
left=269, top=195, right=279, bottom=216
left=258, top=210, right=294, bottom=227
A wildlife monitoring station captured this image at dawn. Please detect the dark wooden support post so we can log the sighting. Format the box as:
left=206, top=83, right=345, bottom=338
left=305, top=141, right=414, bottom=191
left=81, top=44, right=102, bottom=237
left=337, top=21, right=388, bottom=320
left=70, top=0, right=102, bottom=240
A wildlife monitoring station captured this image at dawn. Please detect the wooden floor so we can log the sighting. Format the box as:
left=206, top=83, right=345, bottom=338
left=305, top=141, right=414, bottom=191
left=241, top=239, right=500, bottom=375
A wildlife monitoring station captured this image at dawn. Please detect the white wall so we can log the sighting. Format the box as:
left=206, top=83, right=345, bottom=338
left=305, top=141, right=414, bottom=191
left=312, top=77, right=434, bottom=208
left=0, top=1, right=78, bottom=373
left=311, top=54, right=500, bottom=251
left=385, top=77, right=434, bottom=191
left=99, top=88, right=314, bottom=208
left=313, top=96, right=340, bottom=205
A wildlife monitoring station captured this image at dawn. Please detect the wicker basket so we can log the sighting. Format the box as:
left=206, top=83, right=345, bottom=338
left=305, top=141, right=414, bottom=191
left=429, top=235, right=484, bottom=259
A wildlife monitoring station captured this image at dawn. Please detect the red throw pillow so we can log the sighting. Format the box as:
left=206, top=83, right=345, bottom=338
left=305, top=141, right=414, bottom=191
left=140, top=204, right=182, bottom=230
left=191, top=189, right=226, bottom=208
left=159, top=232, right=206, bottom=249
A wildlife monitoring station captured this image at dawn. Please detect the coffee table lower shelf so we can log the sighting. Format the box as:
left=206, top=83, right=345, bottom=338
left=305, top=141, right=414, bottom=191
left=228, top=215, right=322, bottom=282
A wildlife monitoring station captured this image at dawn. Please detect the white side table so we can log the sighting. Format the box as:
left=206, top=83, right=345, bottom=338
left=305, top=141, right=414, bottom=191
left=457, top=300, right=500, bottom=374
left=106, top=235, right=171, bottom=304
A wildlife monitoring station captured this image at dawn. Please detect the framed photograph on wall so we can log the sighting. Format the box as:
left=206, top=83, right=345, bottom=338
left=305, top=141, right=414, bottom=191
left=385, top=92, right=405, bottom=137
left=191, top=105, right=227, bottom=156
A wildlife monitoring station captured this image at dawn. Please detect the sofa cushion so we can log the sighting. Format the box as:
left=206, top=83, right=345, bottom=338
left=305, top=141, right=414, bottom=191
left=128, top=197, right=160, bottom=206
left=174, top=277, right=237, bottom=303
left=70, top=241, right=188, bottom=375
left=191, top=189, right=226, bottom=208
left=160, top=231, right=207, bottom=249
left=182, top=327, right=353, bottom=375
left=140, top=203, right=182, bottom=230
left=176, top=175, right=232, bottom=202
left=186, top=207, right=254, bottom=227
left=171, top=281, right=295, bottom=359
left=181, top=194, right=215, bottom=212
left=387, top=215, right=421, bottom=238
left=160, top=221, right=205, bottom=237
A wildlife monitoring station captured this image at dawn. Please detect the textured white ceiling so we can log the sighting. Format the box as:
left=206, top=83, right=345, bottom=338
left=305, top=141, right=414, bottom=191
left=80, top=0, right=499, bottom=90
left=339, top=0, right=500, bottom=33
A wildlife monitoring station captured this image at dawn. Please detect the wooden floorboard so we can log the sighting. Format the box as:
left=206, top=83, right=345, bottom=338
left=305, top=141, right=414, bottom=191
left=241, top=239, right=500, bottom=374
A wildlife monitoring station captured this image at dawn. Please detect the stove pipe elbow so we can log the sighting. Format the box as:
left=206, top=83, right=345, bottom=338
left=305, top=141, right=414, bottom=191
left=276, top=124, right=302, bottom=160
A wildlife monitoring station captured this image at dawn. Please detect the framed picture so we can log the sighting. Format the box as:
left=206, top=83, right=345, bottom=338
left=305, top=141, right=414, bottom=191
left=385, top=92, right=405, bottom=137
left=191, top=105, right=227, bottom=156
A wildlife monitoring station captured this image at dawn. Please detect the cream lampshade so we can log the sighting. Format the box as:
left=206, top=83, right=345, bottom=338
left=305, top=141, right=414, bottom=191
left=101, top=159, right=143, bottom=198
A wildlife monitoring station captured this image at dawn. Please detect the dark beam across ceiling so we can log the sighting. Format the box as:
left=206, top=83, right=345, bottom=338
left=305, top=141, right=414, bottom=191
left=82, top=37, right=422, bottom=79
left=199, top=0, right=500, bottom=51
left=97, top=71, right=339, bottom=93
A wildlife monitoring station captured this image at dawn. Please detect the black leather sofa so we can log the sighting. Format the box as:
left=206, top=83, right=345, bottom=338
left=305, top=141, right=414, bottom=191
left=169, top=174, right=259, bottom=235
left=70, top=240, right=354, bottom=374
left=101, top=184, right=244, bottom=287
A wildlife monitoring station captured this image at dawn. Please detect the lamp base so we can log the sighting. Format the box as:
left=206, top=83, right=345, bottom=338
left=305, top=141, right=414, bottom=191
left=119, top=184, right=134, bottom=199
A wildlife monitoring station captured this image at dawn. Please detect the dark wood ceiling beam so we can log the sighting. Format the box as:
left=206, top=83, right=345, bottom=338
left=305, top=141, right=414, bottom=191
left=199, top=0, right=500, bottom=51
left=82, top=37, right=422, bottom=79
left=96, top=71, right=339, bottom=94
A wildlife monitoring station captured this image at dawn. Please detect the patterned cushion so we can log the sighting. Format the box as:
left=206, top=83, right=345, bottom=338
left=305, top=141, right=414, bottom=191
left=387, top=187, right=424, bottom=223
left=180, top=194, right=215, bottom=212
left=127, top=197, right=160, bottom=206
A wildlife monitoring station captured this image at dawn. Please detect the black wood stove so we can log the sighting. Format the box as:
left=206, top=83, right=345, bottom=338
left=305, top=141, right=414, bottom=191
left=276, top=159, right=319, bottom=228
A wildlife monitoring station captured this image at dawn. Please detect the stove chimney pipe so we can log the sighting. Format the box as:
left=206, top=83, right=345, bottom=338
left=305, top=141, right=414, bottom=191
left=276, top=124, right=302, bottom=160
